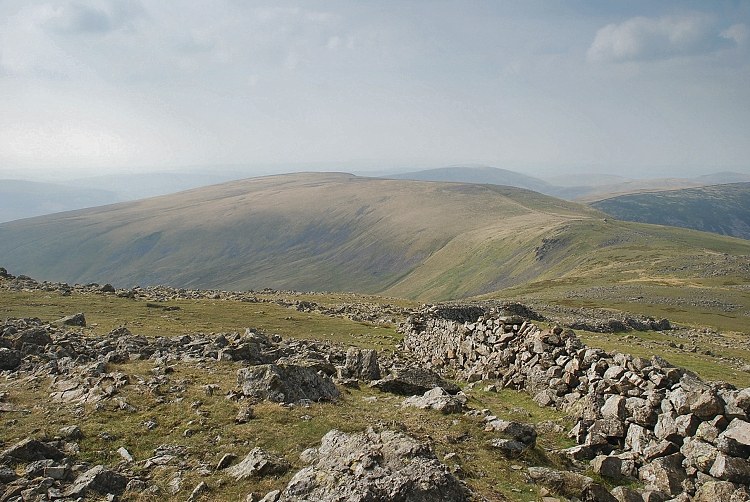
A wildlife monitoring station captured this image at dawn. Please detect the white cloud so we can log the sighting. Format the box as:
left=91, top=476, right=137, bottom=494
left=43, top=0, right=146, bottom=35
left=721, top=23, right=749, bottom=47
left=587, top=13, right=729, bottom=62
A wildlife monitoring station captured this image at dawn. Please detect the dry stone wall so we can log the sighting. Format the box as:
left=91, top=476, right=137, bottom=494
left=401, top=305, right=750, bottom=500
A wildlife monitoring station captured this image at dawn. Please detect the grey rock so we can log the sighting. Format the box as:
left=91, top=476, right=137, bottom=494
left=680, top=437, right=718, bottom=473
left=709, top=452, right=750, bottom=484
left=730, top=487, right=750, bottom=502
left=638, top=453, right=687, bottom=497
left=735, top=388, right=750, bottom=413
left=187, top=481, right=209, bottom=502
left=527, top=466, right=612, bottom=500
left=0, top=438, right=65, bottom=462
left=695, top=421, right=722, bottom=444
left=640, top=491, right=667, bottom=502
left=64, top=465, right=128, bottom=497
left=694, top=481, right=739, bottom=502
left=654, top=412, right=682, bottom=443
left=689, top=390, right=724, bottom=419
left=625, top=424, right=654, bottom=456
left=601, top=395, right=627, bottom=420
left=626, top=397, right=657, bottom=427
left=402, top=387, right=466, bottom=414
left=484, top=419, right=537, bottom=446
left=488, top=438, right=529, bottom=457
left=12, top=328, right=51, bottom=348
left=236, top=404, right=255, bottom=423
left=0, top=466, right=18, bottom=483
left=277, top=428, right=469, bottom=501
left=58, top=425, right=83, bottom=440
left=592, top=455, right=623, bottom=479
left=216, top=453, right=236, bottom=470
left=57, top=313, right=86, bottom=327
left=259, top=490, right=281, bottom=502
left=226, top=448, right=289, bottom=480
left=371, top=367, right=460, bottom=396
left=117, top=447, right=133, bottom=462
left=643, top=440, right=679, bottom=462
left=342, top=348, right=381, bottom=381
left=0, top=348, right=21, bottom=371
left=237, top=364, right=339, bottom=404
left=610, top=485, right=644, bottom=502
left=717, top=418, right=750, bottom=457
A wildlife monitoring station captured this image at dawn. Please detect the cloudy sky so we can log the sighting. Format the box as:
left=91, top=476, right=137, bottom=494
left=1, top=0, right=748, bottom=179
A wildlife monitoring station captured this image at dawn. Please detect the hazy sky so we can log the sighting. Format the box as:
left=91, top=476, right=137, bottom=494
left=1, top=1, right=749, bottom=178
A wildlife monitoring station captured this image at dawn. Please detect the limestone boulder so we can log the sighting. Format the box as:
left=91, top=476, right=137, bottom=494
left=402, top=387, right=467, bottom=414
left=226, top=448, right=289, bottom=481
left=370, top=367, right=460, bottom=396
left=237, top=364, right=339, bottom=404
left=277, top=429, right=470, bottom=501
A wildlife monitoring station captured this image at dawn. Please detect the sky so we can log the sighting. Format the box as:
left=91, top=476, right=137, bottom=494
left=1, top=0, right=749, bottom=180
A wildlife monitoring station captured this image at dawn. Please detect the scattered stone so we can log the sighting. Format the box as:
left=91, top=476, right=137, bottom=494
left=56, top=313, right=86, bottom=327
left=402, top=387, right=467, bottom=414
left=117, top=447, right=133, bottom=462
left=58, top=425, right=83, bottom=440
left=342, top=347, right=381, bottom=381
left=527, top=467, right=612, bottom=501
left=63, top=465, right=128, bottom=497
left=237, top=364, right=340, bottom=404
left=0, top=348, right=22, bottom=371
left=226, top=448, right=290, bottom=480
left=187, top=481, right=209, bottom=502
left=216, top=453, right=237, bottom=470
left=0, top=438, right=65, bottom=463
left=488, top=438, right=528, bottom=457
left=236, top=404, right=256, bottom=423
left=371, top=367, right=460, bottom=396
left=484, top=419, right=537, bottom=447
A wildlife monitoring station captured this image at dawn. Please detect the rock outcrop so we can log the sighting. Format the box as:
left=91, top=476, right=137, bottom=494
left=237, top=364, right=340, bottom=404
left=274, top=428, right=470, bottom=501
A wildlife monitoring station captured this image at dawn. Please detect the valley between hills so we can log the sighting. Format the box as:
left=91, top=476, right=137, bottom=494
left=1, top=173, right=750, bottom=501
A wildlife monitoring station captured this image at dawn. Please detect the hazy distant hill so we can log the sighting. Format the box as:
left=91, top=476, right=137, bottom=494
left=385, top=166, right=750, bottom=201
left=591, top=183, right=750, bottom=240
left=1, top=172, right=748, bottom=300
left=0, top=180, right=120, bottom=223
left=388, top=166, right=555, bottom=194
left=694, top=172, right=750, bottom=185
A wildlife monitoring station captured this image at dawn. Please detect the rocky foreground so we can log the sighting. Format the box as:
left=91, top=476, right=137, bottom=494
left=1, top=269, right=750, bottom=501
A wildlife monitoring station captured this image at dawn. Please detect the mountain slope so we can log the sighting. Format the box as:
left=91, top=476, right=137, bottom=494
left=591, top=183, right=750, bottom=239
left=1, top=172, right=748, bottom=302
left=0, top=179, right=120, bottom=223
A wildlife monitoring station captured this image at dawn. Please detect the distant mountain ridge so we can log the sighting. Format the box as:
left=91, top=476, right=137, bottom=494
left=591, top=183, right=750, bottom=240
left=1, top=172, right=748, bottom=301
left=0, top=180, right=120, bottom=223
left=388, top=166, right=554, bottom=194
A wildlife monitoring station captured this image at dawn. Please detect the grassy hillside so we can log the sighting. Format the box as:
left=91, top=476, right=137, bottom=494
left=1, top=173, right=749, bottom=307
left=591, top=182, right=750, bottom=239
left=0, top=173, right=597, bottom=296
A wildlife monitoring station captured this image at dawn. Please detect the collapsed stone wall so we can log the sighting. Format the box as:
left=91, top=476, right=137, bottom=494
left=401, top=306, right=750, bottom=500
